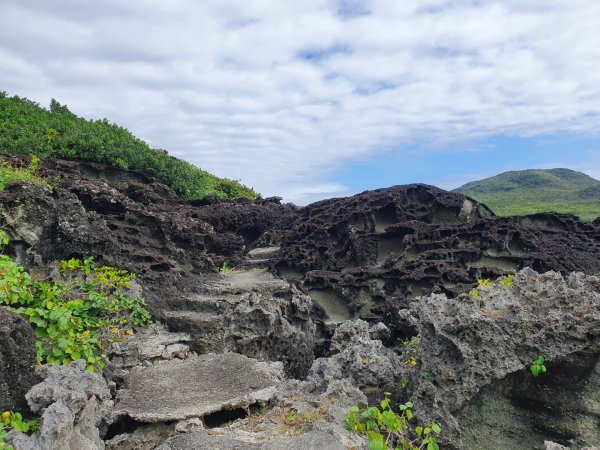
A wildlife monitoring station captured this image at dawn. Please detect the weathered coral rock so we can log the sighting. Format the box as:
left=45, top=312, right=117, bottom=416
left=156, top=378, right=367, bottom=450
left=0, top=308, right=38, bottom=411
left=9, top=360, right=111, bottom=450
left=107, top=323, right=191, bottom=371
left=309, top=319, right=407, bottom=402
left=398, top=268, right=600, bottom=449
left=162, top=270, right=316, bottom=377
left=113, top=353, right=283, bottom=423
left=156, top=430, right=346, bottom=450
left=104, top=423, right=175, bottom=450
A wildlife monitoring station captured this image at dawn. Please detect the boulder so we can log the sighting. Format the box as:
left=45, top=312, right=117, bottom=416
left=8, top=360, right=111, bottom=450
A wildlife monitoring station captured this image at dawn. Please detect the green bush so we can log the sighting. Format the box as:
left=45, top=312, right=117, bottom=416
left=0, top=92, right=257, bottom=200
left=0, top=230, right=151, bottom=371
left=346, top=394, right=442, bottom=450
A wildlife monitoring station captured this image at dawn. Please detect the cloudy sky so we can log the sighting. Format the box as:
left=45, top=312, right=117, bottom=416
left=2, top=0, right=600, bottom=204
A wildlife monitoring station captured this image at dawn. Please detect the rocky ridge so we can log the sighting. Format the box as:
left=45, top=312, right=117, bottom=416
left=1, top=157, right=600, bottom=449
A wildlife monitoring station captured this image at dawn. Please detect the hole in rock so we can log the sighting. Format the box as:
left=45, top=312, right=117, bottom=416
left=203, top=407, right=248, bottom=428
left=307, top=288, right=353, bottom=324
left=104, top=415, right=150, bottom=440
left=374, top=204, right=397, bottom=233
left=150, top=263, right=171, bottom=272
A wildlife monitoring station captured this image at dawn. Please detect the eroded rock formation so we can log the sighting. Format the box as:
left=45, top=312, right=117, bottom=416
left=0, top=308, right=38, bottom=412
left=2, top=157, right=600, bottom=450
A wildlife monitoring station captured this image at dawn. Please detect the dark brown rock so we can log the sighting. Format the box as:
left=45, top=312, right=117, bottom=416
left=0, top=308, right=38, bottom=411
left=270, top=185, right=600, bottom=332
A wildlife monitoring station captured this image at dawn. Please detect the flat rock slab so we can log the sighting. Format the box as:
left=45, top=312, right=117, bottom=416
left=210, top=270, right=289, bottom=294
left=114, top=353, right=282, bottom=422
left=157, top=430, right=345, bottom=450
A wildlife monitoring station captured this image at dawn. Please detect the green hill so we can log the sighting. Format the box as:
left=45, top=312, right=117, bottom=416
left=0, top=91, right=257, bottom=200
left=454, top=168, right=600, bottom=221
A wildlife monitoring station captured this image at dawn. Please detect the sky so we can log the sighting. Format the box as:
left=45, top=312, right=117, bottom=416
left=1, top=0, right=599, bottom=204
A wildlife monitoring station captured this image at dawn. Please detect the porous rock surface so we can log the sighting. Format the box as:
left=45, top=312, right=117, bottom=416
left=309, top=319, right=407, bottom=396
left=398, top=268, right=600, bottom=449
left=156, top=378, right=367, bottom=450
left=271, top=185, right=600, bottom=329
left=4, top=157, right=600, bottom=449
left=8, top=360, right=111, bottom=450
left=0, top=308, right=38, bottom=411
left=162, top=269, right=316, bottom=377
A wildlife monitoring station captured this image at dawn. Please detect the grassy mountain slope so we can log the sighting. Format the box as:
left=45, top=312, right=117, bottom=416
left=0, top=91, right=257, bottom=200
left=454, top=168, right=600, bottom=221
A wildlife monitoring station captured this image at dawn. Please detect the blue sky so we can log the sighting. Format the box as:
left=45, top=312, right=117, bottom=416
left=1, top=0, right=599, bottom=204
left=334, top=134, right=600, bottom=195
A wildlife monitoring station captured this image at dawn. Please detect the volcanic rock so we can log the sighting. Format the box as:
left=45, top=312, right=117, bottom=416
left=0, top=308, right=38, bottom=412
left=271, top=184, right=600, bottom=331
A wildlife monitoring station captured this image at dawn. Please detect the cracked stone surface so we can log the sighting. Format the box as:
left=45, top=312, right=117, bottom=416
left=114, top=353, right=284, bottom=423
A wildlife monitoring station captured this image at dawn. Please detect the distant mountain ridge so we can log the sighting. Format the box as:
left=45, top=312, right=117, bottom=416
left=454, top=168, right=600, bottom=221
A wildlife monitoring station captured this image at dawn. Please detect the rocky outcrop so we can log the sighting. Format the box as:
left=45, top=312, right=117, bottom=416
left=162, top=269, right=316, bottom=377
left=269, top=184, right=600, bottom=331
left=397, top=268, right=600, bottom=449
left=8, top=360, right=111, bottom=450
left=0, top=308, right=38, bottom=412
left=309, top=320, right=407, bottom=399
left=0, top=157, right=299, bottom=320
left=156, top=377, right=367, bottom=450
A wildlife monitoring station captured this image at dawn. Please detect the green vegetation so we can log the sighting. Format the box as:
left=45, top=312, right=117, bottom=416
left=218, top=261, right=232, bottom=273
left=401, top=335, right=420, bottom=366
left=530, top=355, right=547, bottom=378
left=1, top=411, right=39, bottom=450
left=0, top=230, right=152, bottom=371
left=454, top=168, right=600, bottom=221
left=346, top=395, right=442, bottom=450
left=0, top=91, right=257, bottom=200
left=0, top=156, right=49, bottom=192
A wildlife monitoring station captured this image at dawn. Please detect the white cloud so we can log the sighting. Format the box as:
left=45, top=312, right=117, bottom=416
left=1, top=0, right=600, bottom=202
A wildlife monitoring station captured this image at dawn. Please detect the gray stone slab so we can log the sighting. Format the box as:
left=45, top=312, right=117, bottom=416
left=114, top=353, right=282, bottom=422
left=157, top=430, right=346, bottom=450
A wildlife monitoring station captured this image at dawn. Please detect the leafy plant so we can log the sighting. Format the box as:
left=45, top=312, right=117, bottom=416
left=530, top=355, right=547, bottom=378
left=346, top=394, right=442, bottom=450
left=468, top=289, right=479, bottom=298
left=498, top=274, right=515, bottom=288
left=477, top=278, right=493, bottom=287
left=218, top=261, right=232, bottom=273
left=0, top=233, right=151, bottom=371
left=1, top=411, right=40, bottom=449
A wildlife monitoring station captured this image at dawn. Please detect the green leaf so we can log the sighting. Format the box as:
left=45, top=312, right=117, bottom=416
left=431, top=423, right=441, bottom=434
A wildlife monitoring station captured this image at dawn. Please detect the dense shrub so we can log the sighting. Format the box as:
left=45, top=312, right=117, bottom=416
left=0, top=230, right=152, bottom=372
left=0, top=91, right=257, bottom=200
